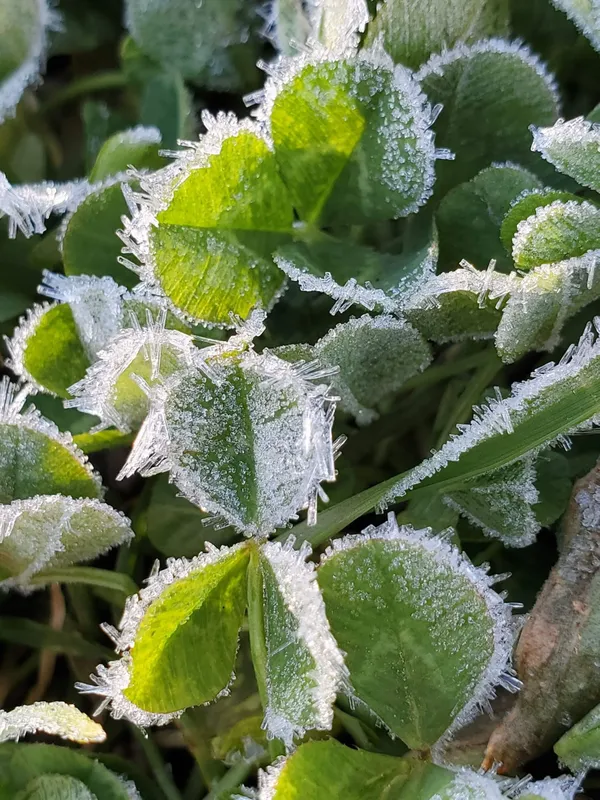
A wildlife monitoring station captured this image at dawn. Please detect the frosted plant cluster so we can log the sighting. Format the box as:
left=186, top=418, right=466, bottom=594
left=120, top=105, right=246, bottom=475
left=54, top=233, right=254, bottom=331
left=0, top=701, right=105, bottom=744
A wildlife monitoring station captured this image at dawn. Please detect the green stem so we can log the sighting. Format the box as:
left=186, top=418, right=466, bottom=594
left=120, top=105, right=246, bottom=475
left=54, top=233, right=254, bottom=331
left=203, top=759, right=256, bottom=800
left=30, top=566, right=138, bottom=597
left=42, top=71, right=130, bottom=112
left=131, top=726, right=182, bottom=800
left=179, top=710, right=226, bottom=787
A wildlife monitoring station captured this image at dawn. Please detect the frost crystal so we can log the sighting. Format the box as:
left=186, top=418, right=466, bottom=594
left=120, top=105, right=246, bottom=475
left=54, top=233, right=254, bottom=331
left=550, top=0, right=600, bottom=52
left=532, top=117, right=600, bottom=192
left=0, top=0, right=61, bottom=124
left=119, top=346, right=340, bottom=535
left=39, top=272, right=126, bottom=359
left=321, top=514, right=519, bottom=760
left=382, top=320, right=600, bottom=514
left=415, top=38, right=560, bottom=110
left=307, top=0, right=370, bottom=55
left=517, top=775, right=581, bottom=800
left=260, top=538, right=348, bottom=748
left=0, top=495, right=133, bottom=590
left=77, top=543, right=247, bottom=727
left=0, top=701, right=106, bottom=744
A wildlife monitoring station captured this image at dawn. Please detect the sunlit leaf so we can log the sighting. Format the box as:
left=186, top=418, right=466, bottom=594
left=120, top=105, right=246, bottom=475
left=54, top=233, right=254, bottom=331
left=500, top=189, right=579, bottom=254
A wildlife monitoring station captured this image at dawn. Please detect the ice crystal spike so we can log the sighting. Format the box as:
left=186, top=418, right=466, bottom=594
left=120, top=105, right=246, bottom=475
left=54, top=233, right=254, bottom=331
left=532, top=117, right=600, bottom=193
left=119, top=347, right=338, bottom=536
left=517, top=775, right=581, bottom=800
left=0, top=495, right=133, bottom=590
left=259, top=539, right=348, bottom=748
left=0, top=0, right=61, bottom=124
left=66, top=324, right=200, bottom=433
left=0, top=701, right=106, bottom=744
left=38, top=272, right=126, bottom=359
left=80, top=542, right=247, bottom=727
left=320, top=514, right=518, bottom=761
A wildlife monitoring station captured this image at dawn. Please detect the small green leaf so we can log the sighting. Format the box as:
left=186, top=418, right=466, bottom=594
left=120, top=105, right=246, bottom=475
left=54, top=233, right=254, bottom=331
left=314, top=314, right=432, bottom=424
left=247, top=541, right=346, bottom=748
left=72, top=429, right=135, bottom=455
left=266, top=54, right=436, bottom=225
left=532, top=117, right=600, bottom=193
left=418, top=40, right=560, bottom=195
left=0, top=702, right=105, bottom=745
left=500, top=189, right=579, bottom=254
left=365, top=0, right=509, bottom=69
left=62, top=183, right=139, bottom=289
left=120, top=345, right=337, bottom=535
left=7, top=303, right=91, bottom=398
left=89, top=126, right=164, bottom=182
left=0, top=743, right=134, bottom=800
left=275, top=221, right=437, bottom=314
left=14, top=774, right=97, bottom=800
left=533, top=451, right=572, bottom=527
left=0, top=379, right=101, bottom=503
left=80, top=544, right=251, bottom=723
left=317, top=516, right=514, bottom=749
left=139, top=71, right=193, bottom=151
left=554, top=702, right=600, bottom=770
left=125, top=0, right=261, bottom=91
left=512, top=199, right=600, bottom=269
left=495, top=250, right=600, bottom=361
left=0, top=496, right=133, bottom=588
left=550, top=0, right=600, bottom=51
left=257, top=739, right=456, bottom=799
left=124, top=120, right=293, bottom=325
left=437, top=164, right=542, bottom=271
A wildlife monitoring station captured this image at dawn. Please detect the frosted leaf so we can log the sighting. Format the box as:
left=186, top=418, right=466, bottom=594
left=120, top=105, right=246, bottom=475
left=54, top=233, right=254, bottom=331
left=318, top=515, right=518, bottom=752
left=364, top=0, right=509, bottom=70
left=261, top=48, right=440, bottom=225
left=0, top=702, right=105, bottom=744
left=517, top=776, right=581, bottom=800
left=253, top=539, right=347, bottom=748
left=118, top=113, right=291, bottom=326
left=313, top=314, right=432, bottom=424
left=550, top=0, right=600, bottom=52
left=66, top=320, right=199, bottom=433
left=417, top=39, right=560, bottom=194
left=433, top=768, right=506, bottom=799
left=78, top=543, right=250, bottom=726
left=496, top=250, right=600, bottom=362
left=511, top=199, right=600, bottom=269
left=0, top=173, right=93, bottom=238
left=554, top=701, right=600, bottom=770
left=532, top=116, right=600, bottom=193
left=0, top=495, right=133, bottom=589
left=0, top=377, right=102, bottom=502
left=275, top=221, right=438, bottom=314
left=14, top=775, right=98, bottom=800
left=381, top=320, right=600, bottom=515
left=500, top=188, right=579, bottom=254
left=266, top=0, right=313, bottom=55
left=38, top=272, right=125, bottom=360
left=0, top=0, right=60, bottom=124
left=5, top=302, right=91, bottom=398
left=444, top=457, right=541, bottom=547
left=119, top=347, right=339, bottom=536
left=89, top=125, right=162, bottom=183
left=436, top=163, right=543, bottom=272
left=404, top=264, right=518, bottom=344
left=307, top=0, right=370, bottom=55
left=125, top=0, right=261, bottom=91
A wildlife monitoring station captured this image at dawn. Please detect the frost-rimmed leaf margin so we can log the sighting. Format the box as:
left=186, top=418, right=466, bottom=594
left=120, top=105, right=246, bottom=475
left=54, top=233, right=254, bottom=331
left=118, top=112, right=288, bottom=328
left=0, top=0, right=61, bottom=124
left=318, top=514, right=519, bottom=760
left=66, top=312, right=200, bottom=433
left=258, top=538, right=348, bottom=748
left=531, top=117, right=600, bottom=194
left=0, top=701, right=106, bottom=744
left=0, top=494, right=133, bottom=590
left=518, top=775, right=581, bottom=800
left=549, top=0, right=600, bottom=53
left=0, top=377, right=103, bottom=498
left=257, top=42, right=444, bottom=225
left=76, top=541, right=248, bottom=727
left=118, top=325, right=341, bottom=535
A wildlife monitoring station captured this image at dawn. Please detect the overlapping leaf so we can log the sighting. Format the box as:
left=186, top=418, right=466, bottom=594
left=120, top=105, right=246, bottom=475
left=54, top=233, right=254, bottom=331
left=0, top=702, right=105, bottom=744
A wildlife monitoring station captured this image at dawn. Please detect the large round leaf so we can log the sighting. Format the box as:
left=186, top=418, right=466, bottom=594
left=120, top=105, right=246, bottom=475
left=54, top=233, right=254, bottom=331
left=317, top=517, right=513, bottom=749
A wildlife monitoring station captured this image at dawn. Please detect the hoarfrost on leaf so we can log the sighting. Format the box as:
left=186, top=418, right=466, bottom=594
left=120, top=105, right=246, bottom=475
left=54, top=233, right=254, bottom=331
left=317, top=515, right=518, bottom=752
left=516, top=775, right=581, bottom=800
left=119, top=346, right=340, bottom=535
left=254, top=539, right=348, bottom=748
left=0, top=702, right=106, bottom=744
left=532, top=117, right=600, bottom=193
left=550, top=0, right=600, bottom=53
left=0, top=495, right=133, bottom=589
